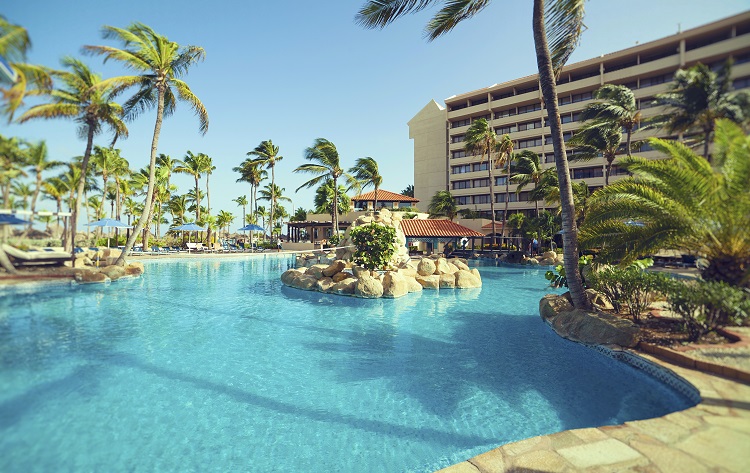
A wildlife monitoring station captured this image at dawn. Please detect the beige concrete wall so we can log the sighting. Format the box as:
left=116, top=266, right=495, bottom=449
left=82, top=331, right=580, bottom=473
left=408, top=100, right=448, bottom=213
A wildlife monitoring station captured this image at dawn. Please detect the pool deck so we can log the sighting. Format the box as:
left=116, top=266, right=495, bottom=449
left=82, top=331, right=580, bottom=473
left=438, top=348, right=750, bottom=472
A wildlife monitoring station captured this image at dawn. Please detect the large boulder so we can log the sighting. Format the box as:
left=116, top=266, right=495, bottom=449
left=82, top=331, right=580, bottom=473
left=417, top=258, right=436, bottom=276
left=331, top=279, right=356, bottom=295
left=322, top=260, right=346, bottom=277
left=382, top=271, right=409, bottom=298
left=281, top=269, right=304, bottom=286
left=306, top=264, right=329, bottom=280
left=316, top=277, right=335, bottom=293
left=125, top=261, right=145, bottom=276
left=470, top=268, right=482, bottom=283
left=332, top=271, right=353, bottom=283
left=439, top=273, right=456, bottom=288
left=100, top=265, right=126, bottom=281
left=539, top=294, right=638, bottom=347
left=449, top=258, right=470, bottom=271
left=355, top=275, right=384, bottom=298
left=74, top=269, right=110, bottom=284
left=406, top=277, right=423, bottom=293
left=397, top=267, right=417, bottom=279
left=291, top=275, right=318, bottom=291
left=585, top=289, right=614, bottom=311
left=416, top=274, right=440, bottom=290
left=434, top=258, right=452, bottom=275
left=455, top=270, right=481, bottom=289
left=506, top=251, right=525, bottom=264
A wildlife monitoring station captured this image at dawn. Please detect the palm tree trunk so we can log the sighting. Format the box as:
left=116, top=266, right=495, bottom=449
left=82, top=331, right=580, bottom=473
left=487, top=160, right=496, bottom=249
left=332, top=176, right=339, bottom=237
left=703, top=126, right=711, bottom=162
left=29, top=170, right=42, bottom=231
left=69, top=125, right=96, bottom=257
left=503, top=162, right=511, bottom=237
left=206, top=173, right=211, bottom=217
left=605, top=157, right=613, bottom=186
left=270, top=165, right=276, bottom=239
left=116, top=84, right=166, bottom=266
left=194, top=176, right=200, bottom=221
left=374, top=184, right=379, bottom=210
left=626, top=129, right=632, bottom=157
left=532, top=0, right=588, bottom=309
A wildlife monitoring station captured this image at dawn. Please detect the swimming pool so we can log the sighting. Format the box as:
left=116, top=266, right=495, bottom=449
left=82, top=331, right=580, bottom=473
left=0, top=256, right=694, bottom=472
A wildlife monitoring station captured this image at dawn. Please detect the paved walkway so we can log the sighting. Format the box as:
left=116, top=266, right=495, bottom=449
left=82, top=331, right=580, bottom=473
left=438, top=351, right=750, bottom=472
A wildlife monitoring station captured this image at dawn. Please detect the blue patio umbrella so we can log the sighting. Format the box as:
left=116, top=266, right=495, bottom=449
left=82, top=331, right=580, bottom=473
left=0, top=213, right=30, bottom=225
left=238, top=224, right=264, bottom=232
left=87, top=218, right=133, bottom=247
left=173, top=222, right=207, bottom=243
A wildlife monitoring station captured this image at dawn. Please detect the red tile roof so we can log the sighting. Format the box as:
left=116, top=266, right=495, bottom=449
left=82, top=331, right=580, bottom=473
left=400, top=219, right=484, bottom=238
left=351, top=189, right=419, bottom=203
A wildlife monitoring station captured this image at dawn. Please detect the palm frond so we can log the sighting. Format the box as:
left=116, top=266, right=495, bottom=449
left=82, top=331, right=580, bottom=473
left=356, top=1, right=437, bottom=29
left=171, top=79, right=208, bottom=135
left=545, top=0, right=586, bottom=72
left=426, top=0, right=491, bottom=40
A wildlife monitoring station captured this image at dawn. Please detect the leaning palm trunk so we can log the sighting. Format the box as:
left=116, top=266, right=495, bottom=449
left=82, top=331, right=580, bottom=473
left=503, top=163, right=510, bottom=238
left=332, top=175, right=339, bottom=237
left=116, top=86, right=165, bottom=266
left=487, top=160, right=496, bottom=249
left=533, top=0, right=588, bottom=309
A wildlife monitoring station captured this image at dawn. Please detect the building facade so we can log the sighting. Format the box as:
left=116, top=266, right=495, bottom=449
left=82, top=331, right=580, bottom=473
left=409, top=12, right=750, bottom=220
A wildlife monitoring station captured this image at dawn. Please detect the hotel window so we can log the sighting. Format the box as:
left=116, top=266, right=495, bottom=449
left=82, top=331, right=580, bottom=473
left=570, top=70, right=599, bottom=82
left=452, top=164, right=472, bottom=174
left=495, top=194, right=505, bottom=203
left=545, top=132, right=572, bottom=145
left=452, top=179, right=471, bottom=190
left=493, top=91, right=514, bottom=100
left=573, top=166, right=604, bottom=179
left=473, top=178, right=490, bottom=188
left=622, top=81, right=638, bottom=90
left=451, top=134, right=465, bottom=143
left=473, top=194, right=491, bottom=204
left=455, top=196, right=471, bottom=205
left=736, top=52, right=750, bottom=65
left=606, top=59, right=637, bottom=73
left=496, top=125, right=517, bottom=135
left=640, top=73, right=673, bottom=88
left=495, top=176, right=508, bottom=186
left=451, top=118, right=471, bottom=128
left=610, top=165, right=630, bottom=177
left=452, top=150, right=468, bottom=159
left=545, top=153, right=556, bottom=163
left=518, top=120, right=542, bottom=131
left=470, top=97, right=488, bottom=106
left=449, top=103, right=467, bottom=111
left=472, top=114, right=491, bottom=122
left=572, top=91, right=593, bottom=103
left=516, top=85, right=537, bottom=95
left=518, top=191, right=530, bottom=202
left=734, top=77, right=750, bottom=89
left=473, top=162, right=489, bottom=172
left=517, top=103, right=542, bottom=114
left=558, top=95, right=572, bottom=106
left=518, top=137, right=542, bottom=149
left=495, top=108, right=517, bottom=118
left=641, top=48, right=676, bottom=63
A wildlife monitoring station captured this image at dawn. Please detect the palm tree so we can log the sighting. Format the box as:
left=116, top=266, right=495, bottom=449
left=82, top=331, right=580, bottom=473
left=204, top=155, right=216, bottom=217
left=580, top=84, right=641, bottom=157
left=216, top=210, right=234, bottom=239
left=175, top=151, right=209, bottom=221
left=42, top=177, right=68, bottom=235
left=428, top=190, right=458, bottom=221
left=349, top=157, right=383, bottom=209
left=510, top=150, right=549, bottom=216
left=295, top=138, right=357, bottom=235
left=356, top=0, right=589, bottom=308
left=85, top=22, right=208, bottom=265
left=91, top=146, right=122, bottom=225
left=497, top=134, right=516, bottom=239
left=258, top=183, right=291, bottom=236
left=568, top=123, right=622, bottom=185
left=11, top=181, right=32, bottom=210
left=464, top=118, right=499, bottom=245
left=254, top=205, right=269, bottom=238
left=233, top=195, right=248, bottom=233
left=234, top=159, right=267, bottom=219
left=0, top=15, right=52, bottom=121
left=168, top=193, right=189, bottom=227
left=0, top=135, right=29, bottom=206
left=313, top=180, right=352, bottom=224
left=581, top=120, right=750, bottom=287
left=248, top=140, right=282, bottom=236
left=26, top=140, right=63, bottom=229
left=654, top=60, right=750, bottom=160
left=401, top=184, right=414, bottom=197
left=17, top=57, right=127, bottom=253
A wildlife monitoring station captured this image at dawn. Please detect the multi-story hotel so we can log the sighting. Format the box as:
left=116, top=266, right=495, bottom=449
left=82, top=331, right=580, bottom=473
left=408, top=12, right=750, bottom=223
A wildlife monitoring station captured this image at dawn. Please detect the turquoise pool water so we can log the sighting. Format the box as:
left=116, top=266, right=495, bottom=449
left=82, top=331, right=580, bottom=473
left=0, top=256, right=693, bottom=472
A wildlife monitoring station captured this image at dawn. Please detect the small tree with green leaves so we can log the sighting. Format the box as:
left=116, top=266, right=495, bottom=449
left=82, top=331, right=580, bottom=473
left=349, top=223, right=396, bottom=270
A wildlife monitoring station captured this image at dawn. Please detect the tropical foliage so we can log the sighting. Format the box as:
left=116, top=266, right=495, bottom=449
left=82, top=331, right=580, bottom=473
left=349, top=223, right=396, bottom=270
left=427, top=190, right=457, bottom=221
left=349, top=156, right=382, bottom=208
left=580, top=120, right=750, bottom=287
left=580, top=84, right=641, bottom=157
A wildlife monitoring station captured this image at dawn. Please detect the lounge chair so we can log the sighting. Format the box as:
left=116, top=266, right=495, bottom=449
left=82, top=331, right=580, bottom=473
left=2, top=244, right=71, bottom=267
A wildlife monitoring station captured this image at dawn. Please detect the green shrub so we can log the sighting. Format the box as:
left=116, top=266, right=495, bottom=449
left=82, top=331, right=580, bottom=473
left=328, top=233, right=341, bottom=246
left=545, top=255, right=593, bottom=289
left=661, top=279, right=750, bottom=341
left=349, top=223, right=396, bottom=270
left=588, top=266, right=669, bottom=322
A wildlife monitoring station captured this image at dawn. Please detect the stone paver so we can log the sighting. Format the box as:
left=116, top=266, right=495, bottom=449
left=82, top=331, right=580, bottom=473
left=438, top=351, right=750, bottom=472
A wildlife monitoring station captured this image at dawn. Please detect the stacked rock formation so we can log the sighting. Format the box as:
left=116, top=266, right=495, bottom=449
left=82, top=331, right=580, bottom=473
left=497, top=250, right=564, bottom=266
left=334, top=208, right=411, bottom=269
left=282, top=256, right=482, bottom=299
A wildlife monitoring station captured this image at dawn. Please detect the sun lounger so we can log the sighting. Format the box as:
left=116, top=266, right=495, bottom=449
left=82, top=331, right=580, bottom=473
left=2, top=244, right=71, bottom=267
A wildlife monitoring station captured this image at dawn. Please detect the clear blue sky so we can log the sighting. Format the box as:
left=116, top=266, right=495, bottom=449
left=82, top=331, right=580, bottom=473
left=3, top=1, right=748, bottom=230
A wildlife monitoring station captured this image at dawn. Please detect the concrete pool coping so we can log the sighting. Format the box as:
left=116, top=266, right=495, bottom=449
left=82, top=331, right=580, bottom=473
left=437, top=344, right=750, bottom=472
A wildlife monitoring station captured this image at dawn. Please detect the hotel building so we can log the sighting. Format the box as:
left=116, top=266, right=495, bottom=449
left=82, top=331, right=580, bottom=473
left=408, top=12, right=750, bottom=222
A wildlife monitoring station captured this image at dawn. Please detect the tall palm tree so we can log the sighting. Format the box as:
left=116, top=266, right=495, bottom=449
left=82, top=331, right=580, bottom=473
left=18, top=57, right=127, bottom=252
left=654, top=60, right=750, bottom=160
left=42, top=176, right=68, bottom=235
left=0, top=135, right=29, bottom=206
left=234, top=159, right=267, bottom=219
left=356, top=0, right=589, bottom=309
left=26, top=140, right=63, bottom=229
left=168, top=193, right=189, bottom=227
left=248, top=140, right=282, bottom=236
left=582, top=120, right=750, bottom=287
left=464, top=118, right=499, bottom=245
left=254, top=205, right=269, bottom=238
left=580, top=84, right=641, bottom=157
left=497, top=134, right=516, bottom=239
left=349, top=156, right=383, bottom=209
left=0, top=15, right=52, bottom=121
left=90, top=146, right=123, bottom=225
left=258, top=183, right=291, bottom=236
left=216, top=210, right=234, bottom=238
left=295, top=138, right=357, bottom=235
left=233, top=195, right=248, bottom=232
left=510, top=150, right=549, bottom=216
left=175, top=151, right=210, bottom=221
left=85, top=22, right=208, bottom=265
left=568, top=123, right=622, bottom=185
left=11, top=181, right=32, bottom=210
left=428, top=190, right=458, bottom=221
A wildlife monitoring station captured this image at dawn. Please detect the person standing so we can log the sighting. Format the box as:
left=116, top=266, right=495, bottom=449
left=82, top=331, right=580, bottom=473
left=277, top=237, right=282, bottom=252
